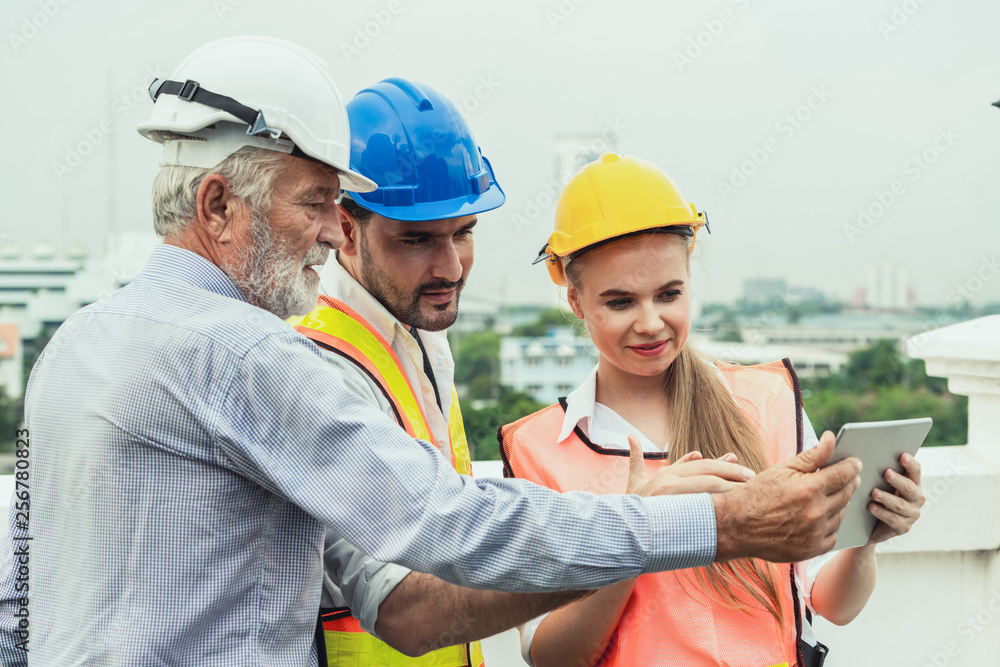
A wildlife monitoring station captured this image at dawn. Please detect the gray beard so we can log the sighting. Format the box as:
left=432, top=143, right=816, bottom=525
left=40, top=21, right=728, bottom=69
left=226, top=210, right=328, bottom=320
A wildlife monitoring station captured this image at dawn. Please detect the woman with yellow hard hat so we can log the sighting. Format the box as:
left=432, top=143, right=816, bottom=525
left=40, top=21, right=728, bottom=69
left=499, top=153, right=925, bottom=667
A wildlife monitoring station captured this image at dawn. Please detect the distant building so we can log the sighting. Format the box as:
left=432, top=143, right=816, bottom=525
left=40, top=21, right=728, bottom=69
left=496, top=304, right=557, bottom=335
left=736, top=312, right=941, bottom=355
left=864, top=262, right=913, bottom=311
left=0, top=231, right=159, bottom=368
left=783, top=286, right=826, bottom=306
left=693, top=335, right=847, bottom=378
left=743, top=278, right=787, bottom=307
left=451, top=297, right=499, bottom=334
left=500, top=327, right=597, bottom=403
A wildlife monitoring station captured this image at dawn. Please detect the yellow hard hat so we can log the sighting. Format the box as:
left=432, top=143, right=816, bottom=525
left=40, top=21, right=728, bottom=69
left=535, top=153, right=707, bottom=286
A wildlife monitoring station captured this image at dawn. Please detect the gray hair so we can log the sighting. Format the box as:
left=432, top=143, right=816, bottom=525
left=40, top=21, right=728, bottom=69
left=149, top=139, right=287, bottom=238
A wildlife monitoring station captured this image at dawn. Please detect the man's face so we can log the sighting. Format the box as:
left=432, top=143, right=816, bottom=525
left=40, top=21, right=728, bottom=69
left=352, top=214, right=477, bottom=331
left=227, top=155, right=343, bottom=319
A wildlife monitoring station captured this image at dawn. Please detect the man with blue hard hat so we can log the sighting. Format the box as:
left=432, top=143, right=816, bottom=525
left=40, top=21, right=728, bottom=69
left=290, top=78, right=541, bottom=665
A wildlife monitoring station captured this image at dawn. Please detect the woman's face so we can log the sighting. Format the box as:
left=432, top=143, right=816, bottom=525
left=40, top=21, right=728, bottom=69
left=567, top=234, right=690, bottom=379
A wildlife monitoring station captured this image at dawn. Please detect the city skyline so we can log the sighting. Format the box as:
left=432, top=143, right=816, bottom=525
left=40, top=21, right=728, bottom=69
left=2, top=0, right=998, bottom=308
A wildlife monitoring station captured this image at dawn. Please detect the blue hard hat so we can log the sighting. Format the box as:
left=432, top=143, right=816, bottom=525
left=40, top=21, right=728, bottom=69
left=344, top=77, right=505, bottom=221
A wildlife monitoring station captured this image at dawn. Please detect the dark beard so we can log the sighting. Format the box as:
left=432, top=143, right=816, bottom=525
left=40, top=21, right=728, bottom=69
left=357, top=236, right=462, bottom=332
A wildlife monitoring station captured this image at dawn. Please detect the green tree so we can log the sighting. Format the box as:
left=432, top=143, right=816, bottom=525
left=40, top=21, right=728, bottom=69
left=511, top=308, right=580, bottom=338
left=21, top=323, right=57, bottom=391
left=804, top=387, right=966, bottom=447
left=0, top=389, right=23, bottom=454
left=845, top=339, right=905, bottom=389
left=460, top=388, right=547, bottom=461
left=800, top=341, right=967, bottom=447
left=452, top=331, right=501, bottom=400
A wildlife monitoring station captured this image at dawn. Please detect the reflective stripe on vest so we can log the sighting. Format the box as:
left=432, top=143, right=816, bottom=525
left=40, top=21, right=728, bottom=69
left=290, top=295, right=481, bottom=666
left=290, top=296, right=472, bottom=474
left=319, top=612, right=484, bottom=667
left=499, top=360, right=805, bottom=667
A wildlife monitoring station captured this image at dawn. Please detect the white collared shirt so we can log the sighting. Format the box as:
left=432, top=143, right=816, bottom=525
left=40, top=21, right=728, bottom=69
left=557, top=364, right=821, bottom=453
left=312, top=254, right=460, bottom=633
left=317, top=253, right=456, bottom=458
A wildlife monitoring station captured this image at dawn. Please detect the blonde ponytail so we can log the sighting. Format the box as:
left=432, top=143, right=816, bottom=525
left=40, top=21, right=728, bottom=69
left=665, top=345, right=787, bottom=627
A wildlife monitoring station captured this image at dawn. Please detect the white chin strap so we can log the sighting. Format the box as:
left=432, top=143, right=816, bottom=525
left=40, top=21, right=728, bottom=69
left=158, top=123, right=296, bottom=169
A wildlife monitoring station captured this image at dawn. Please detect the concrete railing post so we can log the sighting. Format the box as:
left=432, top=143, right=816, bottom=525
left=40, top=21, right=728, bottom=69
left=909, top=314, right=1000, bottom=456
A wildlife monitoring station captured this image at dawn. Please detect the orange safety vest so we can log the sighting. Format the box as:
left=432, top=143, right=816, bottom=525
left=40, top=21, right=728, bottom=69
left=499, top=360, right=808, bottom=667
left=290, top=295, right=483, bottom=667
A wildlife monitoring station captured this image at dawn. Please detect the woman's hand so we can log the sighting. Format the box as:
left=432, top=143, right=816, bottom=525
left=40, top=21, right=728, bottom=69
left=626, top=435, right=754, bottom=496
left=866, top=452, right=925, bottom=545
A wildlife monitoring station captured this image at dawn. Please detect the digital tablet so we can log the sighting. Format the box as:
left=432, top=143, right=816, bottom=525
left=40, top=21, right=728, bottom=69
left=823, top=418, right=933, bottom=550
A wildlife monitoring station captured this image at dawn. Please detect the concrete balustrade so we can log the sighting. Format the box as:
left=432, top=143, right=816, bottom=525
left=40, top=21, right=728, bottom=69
left=815, top=315, right=1000, bottom=667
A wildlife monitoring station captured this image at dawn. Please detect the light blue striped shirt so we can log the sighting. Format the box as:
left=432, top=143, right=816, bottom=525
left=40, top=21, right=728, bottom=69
left=0, top=244, right=715, bottom=666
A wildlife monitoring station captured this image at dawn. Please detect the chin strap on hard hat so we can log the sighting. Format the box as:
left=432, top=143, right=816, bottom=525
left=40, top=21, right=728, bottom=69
left=532, top=243, right=554, bottom=266
left=148, top=78, right=282, bottom=140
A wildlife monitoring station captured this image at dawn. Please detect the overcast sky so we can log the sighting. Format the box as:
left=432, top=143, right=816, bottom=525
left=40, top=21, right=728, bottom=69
left=2, top=0, right=998, bottom=307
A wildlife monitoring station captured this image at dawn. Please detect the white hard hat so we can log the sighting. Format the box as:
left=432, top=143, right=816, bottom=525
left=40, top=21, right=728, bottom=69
left=137, top=35, right=376, bottom=192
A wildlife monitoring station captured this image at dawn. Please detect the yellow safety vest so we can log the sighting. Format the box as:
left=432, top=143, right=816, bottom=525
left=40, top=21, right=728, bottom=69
left=290, top=295, right=483, bottom=667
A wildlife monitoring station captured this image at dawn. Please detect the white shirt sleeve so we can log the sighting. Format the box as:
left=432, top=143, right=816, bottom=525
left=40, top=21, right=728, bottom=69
left=518, top=614, right=546, bottom=667
left=795, top=408, right=838, bottom=618
left=318, top=350, right=414, bottom=636
left=321, top=537, right=412, bottom=636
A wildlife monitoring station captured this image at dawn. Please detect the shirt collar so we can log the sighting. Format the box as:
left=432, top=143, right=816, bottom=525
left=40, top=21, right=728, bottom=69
left=557, top=364, right=599, bottom=444
left=142, top=244, right=247, bottom=303
left=318, top=252, right=425, bottom=348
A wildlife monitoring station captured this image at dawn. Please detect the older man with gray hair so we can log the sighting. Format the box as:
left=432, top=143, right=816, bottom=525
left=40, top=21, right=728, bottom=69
left=0, top=36, right=861, bottom=667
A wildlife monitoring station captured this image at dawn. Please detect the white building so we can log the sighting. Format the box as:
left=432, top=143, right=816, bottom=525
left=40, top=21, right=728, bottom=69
left=865, top=261, right=912, bottom=310
left=693, top=335, right=847, bottom=377
left=450, top=297, right=500, bottom=334
left=735, top=312, right=943, bottom=355
left=743, top=277, right=787, bottom=306
left=0, top=232, right=159, bottom=342
left=500, top=327, right=596, bottom=403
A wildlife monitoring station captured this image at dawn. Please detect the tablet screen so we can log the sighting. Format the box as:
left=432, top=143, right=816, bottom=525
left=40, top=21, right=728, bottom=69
left=825, top=418, right=932, bottom=550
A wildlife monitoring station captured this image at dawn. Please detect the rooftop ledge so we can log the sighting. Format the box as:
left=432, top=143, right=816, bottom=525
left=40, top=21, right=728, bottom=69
left=883, top=315, right=1000, bottom=554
